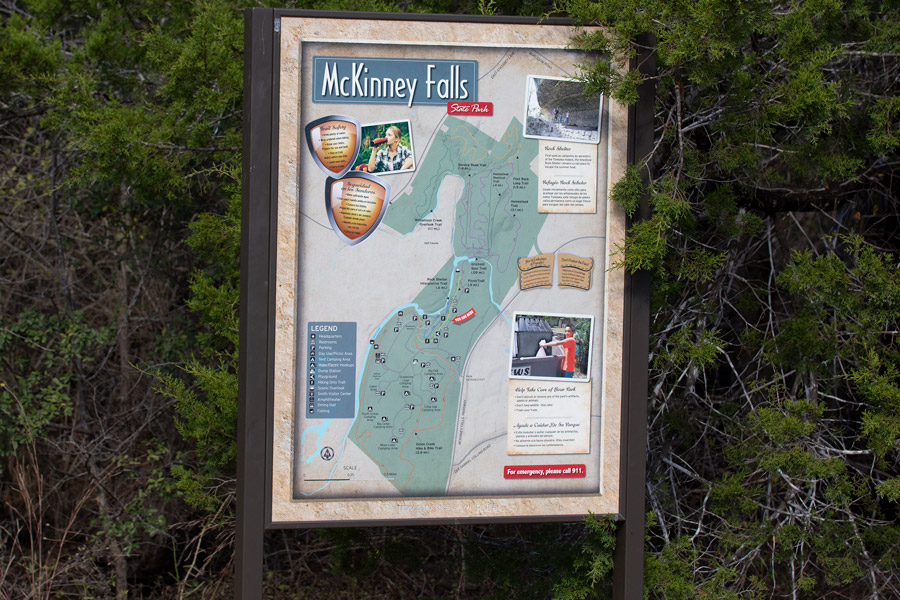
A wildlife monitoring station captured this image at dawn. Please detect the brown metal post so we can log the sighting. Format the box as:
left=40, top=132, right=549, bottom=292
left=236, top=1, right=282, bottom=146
left=612, top=32, right=656, bottom=600
left=237, top=7, right=275, bottom=600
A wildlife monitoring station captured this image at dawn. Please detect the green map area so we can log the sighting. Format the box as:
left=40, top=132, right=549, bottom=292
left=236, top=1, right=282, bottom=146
left=349, top=117, right=547, bottom=495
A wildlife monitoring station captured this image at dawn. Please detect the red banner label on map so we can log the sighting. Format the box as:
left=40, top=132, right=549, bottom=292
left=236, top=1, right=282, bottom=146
left=503, top=464, right=586, bottom=479
left=447, top=101, right=493, bottom=116
left=452, top=308, right=476, bottom=323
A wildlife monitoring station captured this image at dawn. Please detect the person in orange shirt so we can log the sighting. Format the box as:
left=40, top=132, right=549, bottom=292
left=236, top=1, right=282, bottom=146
left=540, top=325, right=577, bottom=378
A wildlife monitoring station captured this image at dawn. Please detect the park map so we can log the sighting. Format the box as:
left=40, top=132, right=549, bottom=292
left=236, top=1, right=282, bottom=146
left=294, top=46, right=605, bottom=499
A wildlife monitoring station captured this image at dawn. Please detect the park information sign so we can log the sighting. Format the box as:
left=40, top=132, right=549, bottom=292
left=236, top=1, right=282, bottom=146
left=263, top=13, right=630, bottom=525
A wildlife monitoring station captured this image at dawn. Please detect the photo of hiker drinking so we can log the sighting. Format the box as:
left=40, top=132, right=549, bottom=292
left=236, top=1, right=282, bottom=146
left=356, top=121, right=416, bottom=174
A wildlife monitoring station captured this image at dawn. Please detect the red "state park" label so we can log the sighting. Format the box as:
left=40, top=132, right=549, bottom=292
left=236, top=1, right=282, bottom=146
left=447, top=101, right=493, bottom=115
left=503, top=464, right=586, bottom=479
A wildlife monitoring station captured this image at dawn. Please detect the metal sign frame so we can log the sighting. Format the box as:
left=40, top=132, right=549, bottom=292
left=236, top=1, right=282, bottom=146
left=239, top=8, right=652, bottom=599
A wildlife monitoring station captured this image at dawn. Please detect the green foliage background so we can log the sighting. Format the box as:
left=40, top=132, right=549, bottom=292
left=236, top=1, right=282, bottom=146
left=564, top=0, right=900, bottom=597
left=1, top=0, right=898, bottom=598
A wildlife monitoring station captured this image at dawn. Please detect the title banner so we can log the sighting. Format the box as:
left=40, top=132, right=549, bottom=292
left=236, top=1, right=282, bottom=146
left=312, top=56, right=478, bottom=107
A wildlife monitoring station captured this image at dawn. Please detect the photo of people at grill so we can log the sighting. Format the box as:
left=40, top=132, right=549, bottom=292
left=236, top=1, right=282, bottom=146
left=509, top=313, right=593, bottom=380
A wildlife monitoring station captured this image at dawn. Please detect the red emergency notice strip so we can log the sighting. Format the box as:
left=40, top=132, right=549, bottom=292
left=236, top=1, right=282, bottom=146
left=504, top=464, right=586, bottom=479
left=452, top=308, right=476, bottom=323
left=447, top=101, right=493, bottom=115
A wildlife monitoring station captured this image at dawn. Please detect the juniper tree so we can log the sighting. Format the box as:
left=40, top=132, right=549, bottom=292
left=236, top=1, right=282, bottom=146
left=4, top=0, right=899, bottom=598
left=1, top=0, right=242, bottom=596
left=564, top=0, right=900, bottom=597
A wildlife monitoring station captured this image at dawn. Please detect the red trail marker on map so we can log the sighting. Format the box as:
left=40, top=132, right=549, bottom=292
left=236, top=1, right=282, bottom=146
left=452, top=308, right=476, bottom=323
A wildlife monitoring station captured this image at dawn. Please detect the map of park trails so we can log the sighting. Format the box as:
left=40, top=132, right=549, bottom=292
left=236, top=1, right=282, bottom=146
left=291, top=42, right=610, bottom=502
left=350, top=118, right=545, bottom=496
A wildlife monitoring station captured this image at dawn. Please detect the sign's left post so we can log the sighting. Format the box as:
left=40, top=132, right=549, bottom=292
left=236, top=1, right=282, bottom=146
left=238, top=7, right=275, bottom=600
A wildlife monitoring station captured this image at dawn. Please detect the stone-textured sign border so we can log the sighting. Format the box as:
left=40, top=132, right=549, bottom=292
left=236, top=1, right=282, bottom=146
left=239, top=8, right=652, bottom=599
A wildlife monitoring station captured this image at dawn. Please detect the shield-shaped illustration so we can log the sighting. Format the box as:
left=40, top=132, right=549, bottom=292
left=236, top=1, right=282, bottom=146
left=325, top=172, right=392, bottom=246
left=304, top=115, right=361, bottom=178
